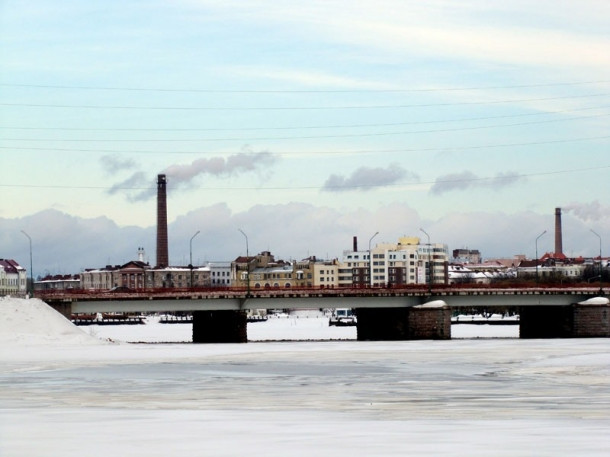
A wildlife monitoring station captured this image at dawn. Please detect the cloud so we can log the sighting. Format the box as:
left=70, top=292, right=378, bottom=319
left=2, top=203, right=608, bottom=275
left=564, top=201, right=610, bottom=222
left=100, top=155, right=138, bottom=175
left=199, top=1, right=610, bottom=74
left=163, top=151, right=277, bottom=186
left=430, top=170, right=525, bottom=195
left=323, top=164, right=417, bottom=192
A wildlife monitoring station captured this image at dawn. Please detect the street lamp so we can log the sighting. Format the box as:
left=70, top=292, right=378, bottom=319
left=238, top=229, right=250, bottom=295
left=20, top=230, right=33, bottom=297
left=535, top=230, right=547, bottom=285
left=591, top=229, right=602, bottom=293
left=420, top=228, right=431, bottom=292
left=189, top=230, right=200, bottom=289
left=368, top=231, right=379, bottom=287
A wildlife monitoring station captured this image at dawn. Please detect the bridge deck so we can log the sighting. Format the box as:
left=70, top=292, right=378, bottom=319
left=39, top=286, right=604, bottom=314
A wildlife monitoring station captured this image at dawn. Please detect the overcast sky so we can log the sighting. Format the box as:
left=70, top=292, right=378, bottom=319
left=1, top=1, right=609, bottom=276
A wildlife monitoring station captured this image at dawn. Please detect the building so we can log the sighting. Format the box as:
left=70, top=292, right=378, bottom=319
left=448, top=262, right=515, bottom=285
left=208, top=262, right=232, bottom=287
left=517, top=257, right=587, bottom=281
left=35, top=274, right=80, bottom=292
left=312, top=259, right=339, bottom=288
left=339, top=236, right=449, bottom=287
left=230, top=252, right=339, bottom=290
left=0, top=259, right=27, bottom=297
left=452, top=249, right=482, bottom=264
left=80, top=259, right=211, bottom=290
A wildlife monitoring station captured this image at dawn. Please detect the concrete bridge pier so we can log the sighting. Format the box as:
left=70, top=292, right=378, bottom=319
left=48, top=302, right=72, bottom=320
left=192, top=310, right=248, bottom=343
left=356, top=301, right=451, bottom=341
left=520, top=297, right=609, bottom=338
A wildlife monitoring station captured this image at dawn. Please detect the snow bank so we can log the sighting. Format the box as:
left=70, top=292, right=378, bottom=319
left=0, top=297, right=103, bottom=346
left=579, top=296, right=610, bottom=305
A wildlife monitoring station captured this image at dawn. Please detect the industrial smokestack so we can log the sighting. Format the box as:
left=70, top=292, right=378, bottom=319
left=555, top=207, right=563, bottom=258
left=353, top=236, right=358, bottom=252
left=156, top=174, right=169, bottom=268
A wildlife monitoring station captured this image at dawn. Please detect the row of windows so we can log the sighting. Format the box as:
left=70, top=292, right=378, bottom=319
left=211, top=271, right=229, bottom=276
left=211, top=279, right=230, bottom=284
left=346, top=254, right=369, bottom=260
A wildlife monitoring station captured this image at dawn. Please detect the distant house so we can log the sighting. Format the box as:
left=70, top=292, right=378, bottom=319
left=517, top=255, right=587, bottom=280
left=0, top=259, right=27, bottom=297
left=208, top=262, right=232, bottom=287
left=448, top=263, right=515, bottom=285
left=452, top=249, right=482, bottom=264
left=230, top=251, right=335, bottom=289
left=80, top=260, right=211, bottom=290
left=35, top=274, right=80, bottom=292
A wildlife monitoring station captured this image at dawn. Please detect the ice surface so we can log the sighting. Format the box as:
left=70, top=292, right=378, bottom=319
left=1, top=298, right=609, bottom=456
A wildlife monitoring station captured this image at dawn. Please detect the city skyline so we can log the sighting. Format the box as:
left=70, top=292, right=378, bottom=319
left=1, top=1, right=609, bottom=275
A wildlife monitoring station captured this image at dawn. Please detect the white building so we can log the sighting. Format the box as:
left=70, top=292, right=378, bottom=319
left=340, top=237, right=449, bottom=287
left=207, top=262, right=232, bottom=287
left=0, top=259, right=27, bottom=297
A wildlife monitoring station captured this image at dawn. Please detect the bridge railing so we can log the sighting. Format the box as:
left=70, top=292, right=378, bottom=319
left=36, top=282, right=604, bottom=302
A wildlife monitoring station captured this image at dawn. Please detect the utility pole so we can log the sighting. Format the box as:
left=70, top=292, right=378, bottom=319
left=189, top=230, right=200, bottom=289
left=368, top=231, right=379, bottom=287
left=21, top=230, right=33, bottom=297
left=535, top=230, right=547, bottom=285
left=420, top=228, right=431, bottom=293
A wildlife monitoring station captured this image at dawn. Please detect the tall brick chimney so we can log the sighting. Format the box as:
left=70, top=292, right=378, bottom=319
left=353, top=236, right=358, bottom=252
left=554, top=207, right=563, bottom=258
left=156, top=174, right=169, bottom=268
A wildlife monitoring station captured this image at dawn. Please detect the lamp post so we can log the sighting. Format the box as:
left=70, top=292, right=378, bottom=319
left=20, top=230, right=33, bottom=297
left=368, top=231, right=379, bottom=287
left=238, top=229, right=250, bottom=295
left=591, top=229, right=602, bottom=293
left=189, top=230, right=200, bottom=289
left=419, top=228, right=431, bottom=292
left=535, top=230, right=547, bottom=285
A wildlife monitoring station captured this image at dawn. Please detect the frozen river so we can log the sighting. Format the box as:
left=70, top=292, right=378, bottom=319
left=1, top=301, right=609, bottom=456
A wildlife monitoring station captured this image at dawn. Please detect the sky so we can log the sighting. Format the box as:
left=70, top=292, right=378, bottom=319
left=1, top=0, right=609, bottom=276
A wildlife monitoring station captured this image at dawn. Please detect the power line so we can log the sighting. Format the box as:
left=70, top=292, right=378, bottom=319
left=2, top=114, right=608, bottom=143
left=1, top=164, right=607, bottom=192
left=1, top=80, right=609, bottom=93
left=1, top=93, right=608, bottom=111
left=2, top=134, right=608, bottom=157
left=2, top=105, right=608, bottom=132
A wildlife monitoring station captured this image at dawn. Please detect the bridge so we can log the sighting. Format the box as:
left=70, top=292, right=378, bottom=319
left=39, top=285, right=609, bottom=342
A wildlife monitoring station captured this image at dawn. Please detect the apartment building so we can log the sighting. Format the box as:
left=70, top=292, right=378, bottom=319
left=340, top=236, right=449, bottom=287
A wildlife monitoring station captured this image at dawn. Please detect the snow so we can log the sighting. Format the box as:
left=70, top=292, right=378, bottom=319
left=1, top=298, right=609, bottom=456
left=0, top=297, right=103, bottom=346
left=579, top=297, right=610, bottom=305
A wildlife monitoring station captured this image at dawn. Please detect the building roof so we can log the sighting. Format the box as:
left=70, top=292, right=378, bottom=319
left=0, top=259, right=24, bottom=274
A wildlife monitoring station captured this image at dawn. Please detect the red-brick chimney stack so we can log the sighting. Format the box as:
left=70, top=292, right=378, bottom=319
left=156, top=174, right=169, bottom=268
left=555, top=207, right=563, bottom=258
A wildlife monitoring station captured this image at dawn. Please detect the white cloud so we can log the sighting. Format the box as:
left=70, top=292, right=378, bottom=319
left=323, top=165, right=417, bottom=192
left=431, top=171, right=525, bottom=195
left=2, top=203, right=608, bottom=275
left=100, top=155, right=138, bottom=174
left=191, top=1, right=610, bottom=73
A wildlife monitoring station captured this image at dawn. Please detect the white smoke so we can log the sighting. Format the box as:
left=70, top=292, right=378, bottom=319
left=163, top=151, right=276, bottom=185
left=564, top=201, right=609, bottom=222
